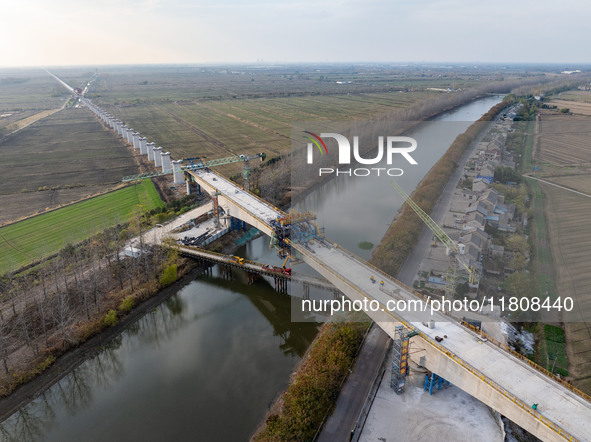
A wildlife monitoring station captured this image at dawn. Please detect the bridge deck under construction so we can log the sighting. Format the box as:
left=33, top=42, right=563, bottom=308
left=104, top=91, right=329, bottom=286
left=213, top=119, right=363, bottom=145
left=184, top=168, right=591, bottom=442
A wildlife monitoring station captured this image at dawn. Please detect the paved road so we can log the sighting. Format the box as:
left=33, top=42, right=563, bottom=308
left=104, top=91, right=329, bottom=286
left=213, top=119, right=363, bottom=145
left=316, top=116, right=500, bottom=442
left=397, top=118, right=498, bottom=286
left=317, top=324, right=390, bottom=442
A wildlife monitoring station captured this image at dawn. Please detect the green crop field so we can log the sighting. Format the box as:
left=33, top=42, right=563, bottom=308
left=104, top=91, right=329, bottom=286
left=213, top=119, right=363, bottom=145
left=0, top=180, right=162, bottom=274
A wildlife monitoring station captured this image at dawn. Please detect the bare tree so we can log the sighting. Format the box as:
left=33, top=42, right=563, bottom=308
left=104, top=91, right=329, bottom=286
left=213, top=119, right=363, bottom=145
left=51, top=289, right=73, bottom=349
left=0, top=310, right=13, bottom=374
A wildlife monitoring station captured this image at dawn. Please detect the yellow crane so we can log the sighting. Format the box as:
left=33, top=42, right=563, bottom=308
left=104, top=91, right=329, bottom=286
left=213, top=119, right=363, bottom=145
left=390, top=180, right=478, bottom=290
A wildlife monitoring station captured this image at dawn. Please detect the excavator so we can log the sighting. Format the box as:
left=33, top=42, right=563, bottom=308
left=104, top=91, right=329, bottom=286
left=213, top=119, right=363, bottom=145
left=231, top=256, right=245, bottom=265
left=281, top=255, right=292, bottom=276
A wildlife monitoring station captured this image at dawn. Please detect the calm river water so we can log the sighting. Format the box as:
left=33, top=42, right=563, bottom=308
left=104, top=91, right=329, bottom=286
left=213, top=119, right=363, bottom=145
left=0, top=95, right=502, bottom=441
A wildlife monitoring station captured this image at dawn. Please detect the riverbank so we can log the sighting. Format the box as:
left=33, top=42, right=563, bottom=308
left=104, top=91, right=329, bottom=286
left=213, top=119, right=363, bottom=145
left=252, top=316, right=370, bottom=441
left=284, top=92, right=504, bottom=208
left=0, top=259, right=202, bottom=422
left=353, top=103, right=511, bottom=442
left=253, top=97, right=512, bottom=440
left=371, top=98, right=513, bottom=276
left=0, top=222, right=253, bottom=421
left=0, top=92, right=512, bottom=432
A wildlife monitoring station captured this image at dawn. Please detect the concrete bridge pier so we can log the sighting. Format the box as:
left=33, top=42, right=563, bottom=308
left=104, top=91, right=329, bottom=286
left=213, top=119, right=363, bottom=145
left=139, top=137, right=147, bottom=154
left=153, top=147, right=163, bottom=167
left=161, top=152, right=172, bottom=173
left=172, top=160, right=184, bottom=184
left=132, top=133, right=141, bottom=150
left=147, top=142, right=155, bottom=161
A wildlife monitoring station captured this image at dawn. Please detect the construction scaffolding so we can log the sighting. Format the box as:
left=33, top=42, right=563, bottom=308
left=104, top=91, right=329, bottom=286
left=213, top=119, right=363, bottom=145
left=391, top=326, right=411, bottom=394
left=269, top=211, right=325, bottom=260
left=212, top=191, right=222, bottom=228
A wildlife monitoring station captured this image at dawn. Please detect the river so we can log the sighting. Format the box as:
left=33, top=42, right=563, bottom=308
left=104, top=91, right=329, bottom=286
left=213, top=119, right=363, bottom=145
left=0, top=95, right=503, bottom=441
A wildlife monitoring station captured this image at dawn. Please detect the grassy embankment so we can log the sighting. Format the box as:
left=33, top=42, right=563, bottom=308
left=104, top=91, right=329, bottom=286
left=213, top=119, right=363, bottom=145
left=254, top=320, right=368, bottom=441
left=255, top=99, right=513, bottom=442
left=526, top=178, right=568, bottom=376
left=500, top=107, right=569, bottom=377
left=371, top=99, right=513, bottom=276
left=0, top=180, right=162, bottom=274
left=517, top=114, right=570, bottom=377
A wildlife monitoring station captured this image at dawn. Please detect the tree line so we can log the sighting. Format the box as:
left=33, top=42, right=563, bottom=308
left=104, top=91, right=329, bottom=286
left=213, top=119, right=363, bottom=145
left=0, top=217, right=185, bottom=396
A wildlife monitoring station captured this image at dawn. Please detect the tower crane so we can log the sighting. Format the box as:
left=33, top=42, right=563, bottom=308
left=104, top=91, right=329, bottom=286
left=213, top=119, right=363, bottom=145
left=182, top=153, right=266, bottom=191
left=390, top=180, right=478, bottom=293
left=122, top=152, right=266, bottom=191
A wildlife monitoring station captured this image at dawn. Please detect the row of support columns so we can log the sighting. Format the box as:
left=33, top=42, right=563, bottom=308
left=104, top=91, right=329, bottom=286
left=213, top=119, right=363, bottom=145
left=78, top=96, right=184, bottom=184
left=274, top=277, right=288, bottom=293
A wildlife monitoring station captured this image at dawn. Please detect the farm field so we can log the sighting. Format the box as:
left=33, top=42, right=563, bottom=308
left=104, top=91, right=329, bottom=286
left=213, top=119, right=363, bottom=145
left=548, top=99, right=591, bottom=116
left=0, top=68, right=88, bottom=112
left=540, top=181, right=591, bottom=393
left=1, top=110, right=46, bottom=133
left=0, top=180, right=162, bottom=274
left=0, top=107, right=140, bottom=220
left=544, top=175, right=591, bottom=195
left=82, top=64, right=490, bottom=105
left=0, top=185, right=115, bottom=226
left=531, top=106, right=591, bottom=392
left=3, top=108, right=63, bottom=133
left=555, top=90, right=591, bottom=103
left=534, top=113, right=591, bottom=166
left=0, top=108, right=139, bottom=194
left=81, top=64, right=539, bottom=177
left=103, top=90, right=443, bottom=178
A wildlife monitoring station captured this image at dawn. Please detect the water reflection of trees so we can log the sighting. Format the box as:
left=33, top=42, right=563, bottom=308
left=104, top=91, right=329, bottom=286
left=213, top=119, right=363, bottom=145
left=199, top=273, right=319, bottom=358
left=0, top=332, right=125, bottom=441
left=134, top=294, right=188, bottom=348
left=0, top=270, right=319, bottom=440
left=0, top=406, right=46, bottom=442
left=0, top=294, right=191, bottom=441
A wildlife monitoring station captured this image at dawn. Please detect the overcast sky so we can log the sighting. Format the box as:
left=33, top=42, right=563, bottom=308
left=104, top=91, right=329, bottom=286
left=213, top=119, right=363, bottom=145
left=1, top=0, right=589, bottom=67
